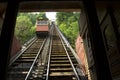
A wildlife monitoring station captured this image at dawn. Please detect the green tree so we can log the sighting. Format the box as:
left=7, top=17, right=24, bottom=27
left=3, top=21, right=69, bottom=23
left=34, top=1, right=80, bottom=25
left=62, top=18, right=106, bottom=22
left=15, top=12, right=48, bottom=44
left=18, top=13, right=37, bottom=25
left=15, top=16, right=34, bottom=44
left=56, top=12, right=73, bottom=25
left=56, top=12, right=80, bottom=48
left=37, top=12, right=48, bottom=19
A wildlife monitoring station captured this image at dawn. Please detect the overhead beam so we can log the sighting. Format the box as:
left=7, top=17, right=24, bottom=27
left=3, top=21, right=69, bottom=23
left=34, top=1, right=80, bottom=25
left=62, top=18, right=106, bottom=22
left=19, top=1, right=82, bottom=12
left=0, top=1, right=82, bottom=12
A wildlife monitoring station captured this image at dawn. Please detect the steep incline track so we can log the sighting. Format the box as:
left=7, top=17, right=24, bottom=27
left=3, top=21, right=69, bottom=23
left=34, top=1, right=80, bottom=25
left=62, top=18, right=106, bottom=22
left=46, top=27, right=84, bottom=80
left=7, top=37, right=46, bottom=80
left=7, top=25, right=86, bottom=80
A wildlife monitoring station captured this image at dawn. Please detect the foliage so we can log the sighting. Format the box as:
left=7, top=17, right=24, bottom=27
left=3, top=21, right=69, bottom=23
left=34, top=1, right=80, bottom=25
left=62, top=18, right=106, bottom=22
left=56, top=12, right=80, bottom=48
left=15, top=16, right=35, bottom=44
left=36, top=12, right=48, bottom=20
left=15, top=12, right=48, bottom=45
left=18, top=13, right=37, bottom=25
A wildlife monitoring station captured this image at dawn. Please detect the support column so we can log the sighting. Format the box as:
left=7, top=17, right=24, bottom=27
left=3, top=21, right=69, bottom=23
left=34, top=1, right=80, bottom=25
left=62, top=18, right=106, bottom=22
left=82, top=0, right=112, bottom=80
left=0, top=1, right=19, bottom=80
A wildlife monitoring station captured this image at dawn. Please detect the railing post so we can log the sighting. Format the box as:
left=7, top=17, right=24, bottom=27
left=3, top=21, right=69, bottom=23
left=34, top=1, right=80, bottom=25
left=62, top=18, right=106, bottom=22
left=0, top=1, right=19, bottom=80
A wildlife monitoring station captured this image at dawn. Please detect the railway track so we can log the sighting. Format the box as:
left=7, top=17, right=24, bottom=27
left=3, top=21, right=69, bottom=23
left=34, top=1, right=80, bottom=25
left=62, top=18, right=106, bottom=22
left=7, top=26, right=86, bottom=80
left=7, top=37, right=47, bottom=80
left=46, top=27, right=85, bottom=80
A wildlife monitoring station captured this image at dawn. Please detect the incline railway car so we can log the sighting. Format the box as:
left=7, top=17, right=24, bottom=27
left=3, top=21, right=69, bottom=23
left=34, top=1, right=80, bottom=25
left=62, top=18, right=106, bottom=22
left=36, top=19, right=49, bottom=37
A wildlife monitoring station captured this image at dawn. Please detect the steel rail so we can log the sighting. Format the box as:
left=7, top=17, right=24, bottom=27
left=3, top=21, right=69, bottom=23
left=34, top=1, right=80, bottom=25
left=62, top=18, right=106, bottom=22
left=25, top=37, right=47, bottom=80
left=23, top=36, right=37, bottom=47
left=55, top=25, right=84, bottom=72
left=45, top=27, right=53, bottom=80
left=57, top=29, right=80, bottom=80
left=9, top=37, right=37, bottom=66
left=56, top=26, right=86, bottom=80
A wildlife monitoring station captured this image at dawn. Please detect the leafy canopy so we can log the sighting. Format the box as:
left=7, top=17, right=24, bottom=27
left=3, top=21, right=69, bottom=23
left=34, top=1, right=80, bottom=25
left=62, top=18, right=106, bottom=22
left=15, top=12, right=47, bottom=44
left=56, top=12, right=80, bottom=48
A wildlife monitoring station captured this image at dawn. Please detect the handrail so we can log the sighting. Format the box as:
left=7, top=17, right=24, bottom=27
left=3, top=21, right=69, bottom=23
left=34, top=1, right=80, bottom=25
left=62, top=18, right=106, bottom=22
left=55, top=25, right=86, bottom=76
left=58, top=29, right=80, bottom=80
left=9, top=37, right=37, bottom=66
left=23, top=36, right=36, bottom=47
left=25, top=37, right=47, bottom=80
left=55, top=25, right=82, bottom=65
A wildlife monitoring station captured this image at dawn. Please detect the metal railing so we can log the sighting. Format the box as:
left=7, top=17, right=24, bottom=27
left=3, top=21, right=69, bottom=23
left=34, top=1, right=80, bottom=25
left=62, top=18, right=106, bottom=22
left=55, top=25, right=87, bottom=79
left=58, top=30, right=80, bottom=80
left=9, top=37, right=37, bottom=66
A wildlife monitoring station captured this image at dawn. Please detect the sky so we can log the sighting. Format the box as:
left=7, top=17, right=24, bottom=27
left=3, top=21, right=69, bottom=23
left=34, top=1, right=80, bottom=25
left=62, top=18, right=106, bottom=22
left=46, top=12, right=56, bottom=21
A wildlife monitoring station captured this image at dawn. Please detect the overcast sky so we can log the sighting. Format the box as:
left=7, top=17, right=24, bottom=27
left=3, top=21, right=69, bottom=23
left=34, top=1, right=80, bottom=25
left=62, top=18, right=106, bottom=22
left=46, top=12, right=56, bottom=21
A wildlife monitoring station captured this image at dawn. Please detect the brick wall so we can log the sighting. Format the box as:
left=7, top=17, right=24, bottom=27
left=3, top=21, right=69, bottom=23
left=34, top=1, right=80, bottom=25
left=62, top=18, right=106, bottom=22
left=10, top=36, right=21, bottom=58
left=75, top=34, right=91, bottom=80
